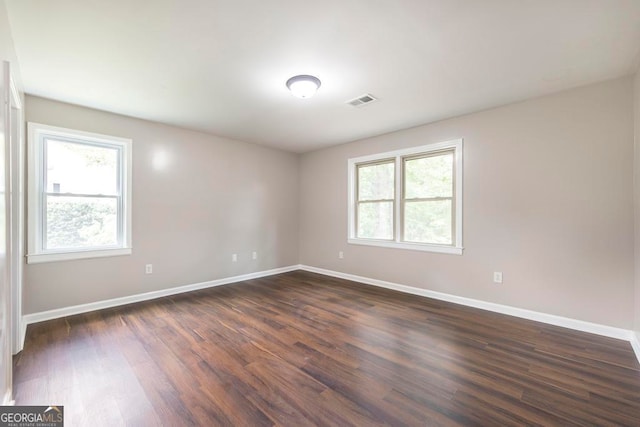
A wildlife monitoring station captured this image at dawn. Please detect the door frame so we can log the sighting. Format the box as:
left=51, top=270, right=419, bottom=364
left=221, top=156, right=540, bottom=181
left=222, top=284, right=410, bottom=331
left=1, top=60, right=24, bottom=405
left=8, top=74, right=23, bottom=355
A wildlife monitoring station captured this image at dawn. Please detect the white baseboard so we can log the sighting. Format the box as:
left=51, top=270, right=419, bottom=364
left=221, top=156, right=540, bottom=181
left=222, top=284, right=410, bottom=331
left=299, top=265, right=634, bottom=343
left=631, top=331, right=640, bottom=364
left=22, top=265, right=299, bottom=328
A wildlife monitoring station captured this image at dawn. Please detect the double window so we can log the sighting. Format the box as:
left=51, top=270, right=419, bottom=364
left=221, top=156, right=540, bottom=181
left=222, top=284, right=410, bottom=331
left=348, top=139, right=463, bottom=254
left=27, top=123, right=132, bottom=263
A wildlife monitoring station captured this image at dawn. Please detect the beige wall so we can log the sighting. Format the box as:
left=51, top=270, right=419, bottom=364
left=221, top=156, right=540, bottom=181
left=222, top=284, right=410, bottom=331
left=22, top=77, right=639, bottom=331
left=299, top=77, right=634, bottom=329
left=24, top=95, right=299, bottom=314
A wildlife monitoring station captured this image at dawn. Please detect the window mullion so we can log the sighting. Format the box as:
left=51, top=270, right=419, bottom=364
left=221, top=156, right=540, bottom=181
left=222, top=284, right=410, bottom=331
left=404, top=196, right=453, bottom=203
left=45, top=192, right=119, bottom=199
left=357, top=198, right=394, bottom=204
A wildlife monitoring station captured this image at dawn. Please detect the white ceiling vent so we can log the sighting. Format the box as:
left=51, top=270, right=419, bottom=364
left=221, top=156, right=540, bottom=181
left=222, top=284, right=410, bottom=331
left=346, top=93, right=378, bottom=107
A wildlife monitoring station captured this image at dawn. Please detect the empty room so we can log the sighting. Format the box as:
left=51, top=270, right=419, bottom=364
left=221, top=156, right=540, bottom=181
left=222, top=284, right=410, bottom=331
left=1, top=0, right=640, bottom=425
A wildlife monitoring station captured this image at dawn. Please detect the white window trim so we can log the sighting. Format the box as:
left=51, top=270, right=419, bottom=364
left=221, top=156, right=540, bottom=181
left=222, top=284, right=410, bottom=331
left=347, top=139, right=463, bottom=255
left=27, top=122, right=133, bottom=264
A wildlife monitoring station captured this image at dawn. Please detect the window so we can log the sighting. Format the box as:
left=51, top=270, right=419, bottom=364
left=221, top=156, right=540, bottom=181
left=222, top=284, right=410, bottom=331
left=348, top=139, right=463, bottom=254
left=27, top=123, right=132, bottom=263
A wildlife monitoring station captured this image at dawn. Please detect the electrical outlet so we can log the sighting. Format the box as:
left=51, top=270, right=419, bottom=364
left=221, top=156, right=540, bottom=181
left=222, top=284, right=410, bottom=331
left=493, top=272, right=503, bottom=283
left=232, top=254, right=238, bottom=262
left=338, top=251, right=344, bottom=259
left=145, top=264, right=153, bottom=274
left=252, top=251, right=257, bottom=260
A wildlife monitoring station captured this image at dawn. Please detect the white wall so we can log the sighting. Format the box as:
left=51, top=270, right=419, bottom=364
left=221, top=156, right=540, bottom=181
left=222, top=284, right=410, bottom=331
left=24, top=96, right=299, bottom=314
left=299, top=77, right=634, bottom=329
left=0, top=1, right=21, bottom=90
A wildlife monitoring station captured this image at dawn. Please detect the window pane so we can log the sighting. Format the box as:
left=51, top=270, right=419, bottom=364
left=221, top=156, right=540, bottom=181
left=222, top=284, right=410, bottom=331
left=404, top=200, right=452, bottom=244
left=46, top=139, right=119, bottom=195
left=45, top=196, right=118, bottom=249
left=357, top=201, right=393, bottom=240
left=405, top=152, right=453, bottom=199
left=358, top=161, right=394, bottom=201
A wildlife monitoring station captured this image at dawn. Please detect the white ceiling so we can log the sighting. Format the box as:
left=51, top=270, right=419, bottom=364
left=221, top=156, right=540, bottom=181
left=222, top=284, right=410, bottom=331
left=6, top=0, right=640, bottom=153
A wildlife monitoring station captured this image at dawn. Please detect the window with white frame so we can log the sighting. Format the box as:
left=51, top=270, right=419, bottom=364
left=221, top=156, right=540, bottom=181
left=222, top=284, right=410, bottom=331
left=27, top=123, right=132, bottom=263
left=348, top=139, right=463, bottom=254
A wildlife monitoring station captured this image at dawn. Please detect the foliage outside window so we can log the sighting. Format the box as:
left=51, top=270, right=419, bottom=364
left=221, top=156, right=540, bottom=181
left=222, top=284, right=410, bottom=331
left=27, top=123, right=132, bottom=263
left=348, top=139, right=463, bottom=254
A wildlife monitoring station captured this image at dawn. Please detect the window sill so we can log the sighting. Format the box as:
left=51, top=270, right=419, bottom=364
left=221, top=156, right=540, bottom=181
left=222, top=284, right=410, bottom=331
left=27, top=247, right=132, bottom=264
left=348, top=238, right=463, bottom=255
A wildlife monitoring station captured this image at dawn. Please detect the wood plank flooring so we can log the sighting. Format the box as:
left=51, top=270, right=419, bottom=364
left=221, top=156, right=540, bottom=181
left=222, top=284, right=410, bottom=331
left=13, top=270, right=640, bottom=426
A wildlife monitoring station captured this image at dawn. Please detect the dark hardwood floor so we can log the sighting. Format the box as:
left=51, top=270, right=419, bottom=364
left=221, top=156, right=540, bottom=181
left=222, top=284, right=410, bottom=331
left=13, top=270, right=640, bottom=426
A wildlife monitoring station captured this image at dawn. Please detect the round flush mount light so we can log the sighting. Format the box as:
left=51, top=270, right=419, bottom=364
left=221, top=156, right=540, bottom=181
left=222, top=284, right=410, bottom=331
left=286, top=75, right=321, bottom=99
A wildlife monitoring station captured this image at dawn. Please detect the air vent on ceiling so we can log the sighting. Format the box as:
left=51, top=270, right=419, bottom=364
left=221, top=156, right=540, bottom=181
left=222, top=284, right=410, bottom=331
left=346, top=93, right=377, bottom=107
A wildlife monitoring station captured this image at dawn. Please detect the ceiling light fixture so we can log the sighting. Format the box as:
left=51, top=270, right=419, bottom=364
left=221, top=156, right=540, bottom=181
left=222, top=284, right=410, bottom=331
left=286, top=75, right=321, bottom=99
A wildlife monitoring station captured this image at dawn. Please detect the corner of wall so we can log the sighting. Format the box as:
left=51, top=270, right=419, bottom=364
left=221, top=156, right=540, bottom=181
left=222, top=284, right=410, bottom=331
left=295, top=151, right=303, bottom=266
left=634, top=69, right=640, bottom=338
